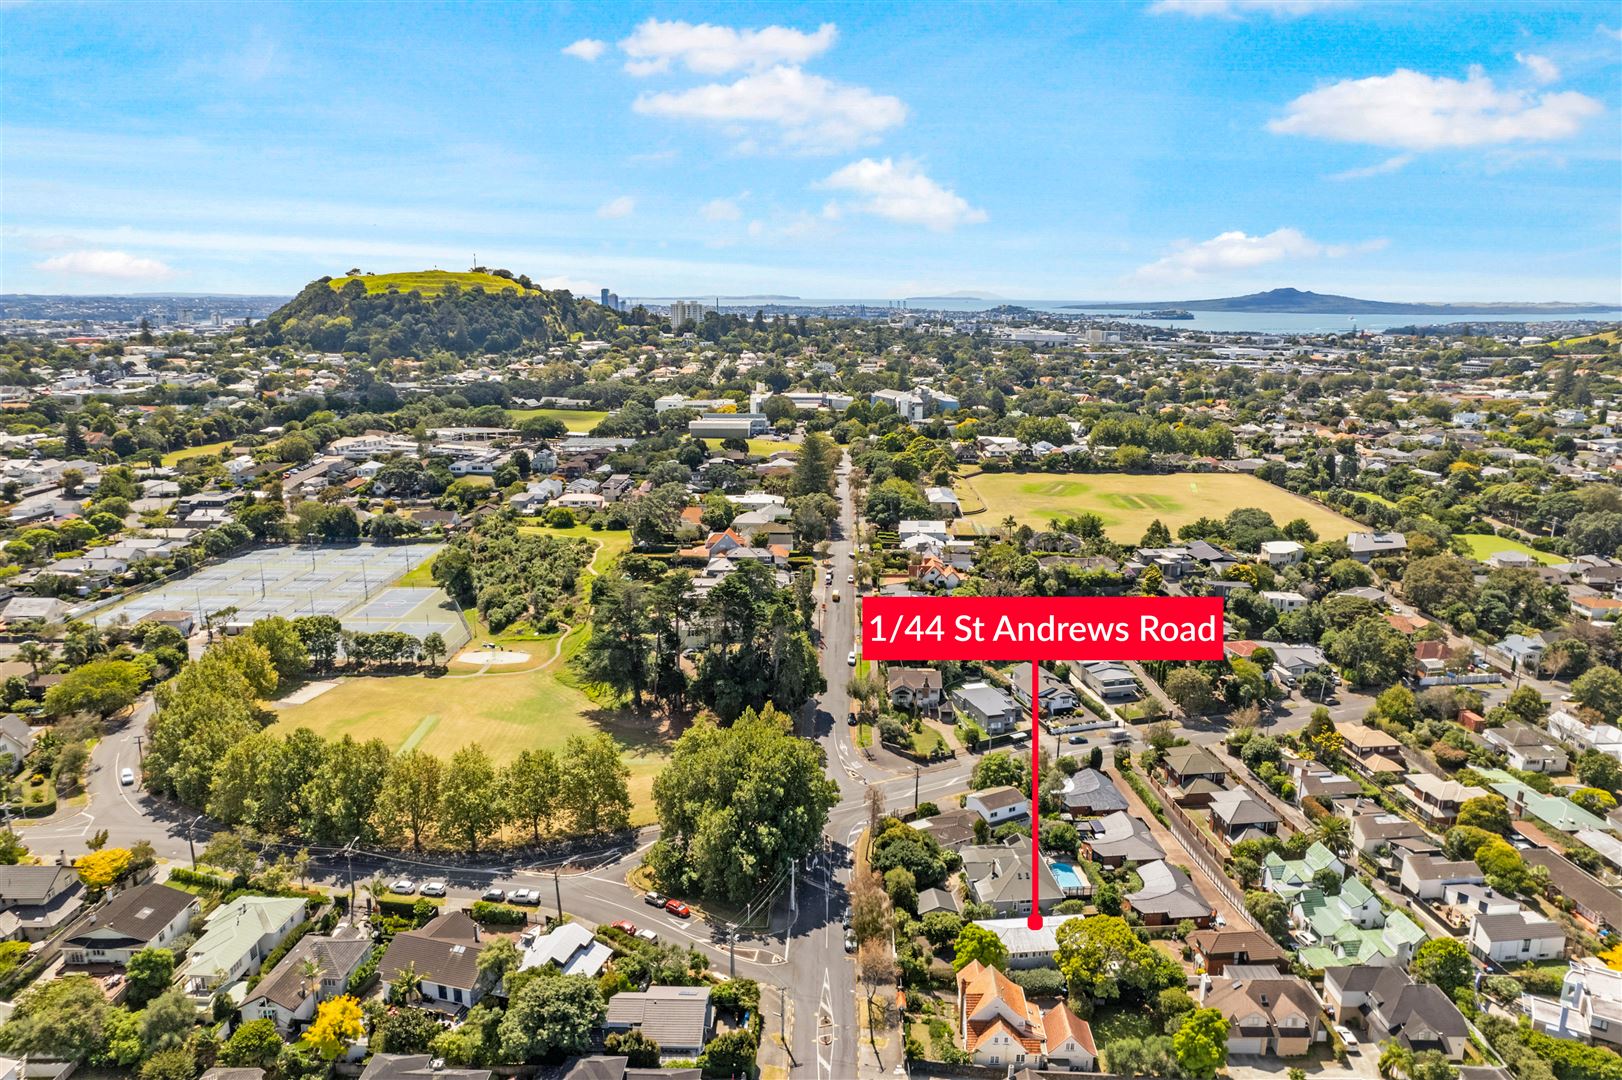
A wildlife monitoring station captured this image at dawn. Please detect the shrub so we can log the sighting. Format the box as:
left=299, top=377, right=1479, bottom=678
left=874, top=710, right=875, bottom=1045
left=470, top=900, right=528, bottom=925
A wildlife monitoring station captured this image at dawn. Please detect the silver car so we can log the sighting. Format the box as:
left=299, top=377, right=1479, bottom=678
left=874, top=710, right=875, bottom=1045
left=420, top=879, right=447, bottom=897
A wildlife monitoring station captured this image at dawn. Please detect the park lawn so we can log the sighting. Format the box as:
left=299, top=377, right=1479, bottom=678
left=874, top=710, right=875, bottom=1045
left=395, top=551, right=439, bottom=587
left=1458, top=533, right=1564, bottom=566
left=270, top=626, right=669, bottom=825
left=516, top=524, right=632, bottom=577
left=703, top=437, right=798, bottom=458
left=161, top=439, right=233, bottom=466
left=328, top=270, right=525, bottom=296
left=507, top=407, right=608, bottom=433
left=964, top=471, right=1358, bottom=542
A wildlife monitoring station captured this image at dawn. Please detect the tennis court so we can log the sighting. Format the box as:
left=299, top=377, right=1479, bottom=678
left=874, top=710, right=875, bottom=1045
left=93, top=542, right=468, bottom=648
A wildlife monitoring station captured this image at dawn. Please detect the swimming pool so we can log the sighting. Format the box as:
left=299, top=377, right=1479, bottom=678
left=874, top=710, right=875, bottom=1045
left=1049, top=860, right=1086, bottom=893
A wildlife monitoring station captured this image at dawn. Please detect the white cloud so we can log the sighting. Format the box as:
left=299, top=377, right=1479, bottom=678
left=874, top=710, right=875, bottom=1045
left=633, top=66, right=906, bottom=154
left=817, top=158, right=986, bottom=231
left=1326, top=153, right=1413, bottom=180
left=562, top=38, right=607, bottom=62
left=701, top=196, right=745, bottom=221
left=1516, top=52, right=1561, bottom=85
left=596, top=196, right=636, bottom=219
left=619, top=18, right=836, bottom=76
left=1132, top=228, right=1385, bottom=283
left=1149, top=0, right=1346, bottom=17
left=34, top=249, right=173, bottom=280
left=1269, top=67, right=1602, bottom=150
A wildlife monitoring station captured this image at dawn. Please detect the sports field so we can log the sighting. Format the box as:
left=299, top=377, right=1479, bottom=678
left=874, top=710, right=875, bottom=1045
left=964, top=471, right=1358, bottom=541
left=327, top=270, right=525, bottom=297
left=1458, top=533, right=1564, bottom=566
left=506, top=407, right=608, bottom=433
left=161, top=439, right=233, bottom=466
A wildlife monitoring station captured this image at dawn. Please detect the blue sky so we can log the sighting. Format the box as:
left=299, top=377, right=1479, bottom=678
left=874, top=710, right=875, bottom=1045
left=3, top=0, right=1619, bottom=302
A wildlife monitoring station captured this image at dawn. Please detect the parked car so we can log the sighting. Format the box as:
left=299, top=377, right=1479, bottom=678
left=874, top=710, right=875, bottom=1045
left=420, top=880, right=447, bottom=897
left=510, top=888, right=541, bottom=905
left=119, top=767, right=135, bottom=786
left=847, top=651, right=856, bottom=666
left=1334, top=1025, right=1359, bottom=1051
left=847, top=574, right=854, bottom=584
left=664, top=899, right=691, bottom=918
left=611, top=920, right=637, bottom=934
left=1068, top=735, right=1086, bottom=744
left=636, top=927, right=659, bottom=943
left=831, top=590, right=841, bottom=602
left=644, top=891, right=667, bottom=908
left=844, top=929, right=857, bottom=953
left=848, top=709, right=859, bottom=726
left=389, top=879, right=417, bottom=895
left=481, top=887, right=507, bottom=902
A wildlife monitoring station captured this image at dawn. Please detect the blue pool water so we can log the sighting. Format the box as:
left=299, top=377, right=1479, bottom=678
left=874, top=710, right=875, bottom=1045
left=1050, top=861, right=1085, bottom=891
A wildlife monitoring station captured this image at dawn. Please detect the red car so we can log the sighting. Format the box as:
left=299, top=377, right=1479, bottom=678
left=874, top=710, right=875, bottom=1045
left=664, top=899, right=691, bottom=918
left=611, top=920, right=637, bottom=934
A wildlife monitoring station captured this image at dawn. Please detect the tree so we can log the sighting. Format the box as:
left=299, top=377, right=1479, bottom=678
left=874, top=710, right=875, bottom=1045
left=1329, top=615, right=1413, bottom=688
left=1410, top=938, right=1473, bottom=997
left=477, top=936, right=521, bottom=991
left=952, top=923, right=1009, bottom=971
left=125, top=947, right=175, bottom=1008
left=438, top=744, right=502, bottom=855
left=1245, top=890, right=1292, bottom=941
left=1165, top=667, right=1215, bottom=714
left=1054, top=914, right=1182, bottom=1004
left=1571, top=787, right=1618, bottom=815
left=1579, top=750, right=1622, bottom=794
left=247, top=617, right=310, bottom=683
left=606, top=1028, right=662, bottom=1068
left=496, top=969, right=605, bottom=1062
left=307, top=994, right=364, bottom=1060
left=75, top=847, right=133, bottom=892
left=1141, top=519, right=1172, bottom=547
left=140, top=1048, right=199, bottom=1080
left=43, top=658, right=144, bottom=718
left=700, top=1029, right=759, bottom=1076
left=293, top=615, right=344, bottom=670
left=1456, top=795, right=1512, bottom=836
left=374, top=749, right=443, bottom=852
left=0, top=973, right=111, bottom=1059
left=1402, top=554, right=1478, bottom=613
left=421, top=631, right=447, bottom=667
left=648, top=706, right=836, bottom=903
left=1172, top=1007, right=1230, bottom=1079
left=850, top=869, right=892, bottom=945
left=575, top=574, right=653, bottom=707
left=558, top=732, right=632, bottom=835
left=139, top=988, right=196, bottom=1053
left=503, top=748, right=560, bottom=844
left=220, top=1017, right=282, bottom=1068
left=1573, top=665, right=1622, bottom=721
left=857, top=941, right=898, bottom=1053
left=373, top=1006, right=443, bottom=1054
left=1408, top=1050, right=1459, bottom=1080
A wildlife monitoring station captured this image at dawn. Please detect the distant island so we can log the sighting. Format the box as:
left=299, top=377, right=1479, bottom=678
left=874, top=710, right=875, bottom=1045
left=1061, top=287, right=1616, bottom=315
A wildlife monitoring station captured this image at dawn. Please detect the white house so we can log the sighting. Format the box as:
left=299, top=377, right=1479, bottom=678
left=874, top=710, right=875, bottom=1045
left=63, top=883, right=199, bottom=967
left=966, top=786, right=1027, bottom=826
left=1469, top=910, right=1565, bottom=964
left=241, top=928, right=372, bottom=1034
left=180, top=895, right=307, bottom=997
left=1259, top=540, right=1304, bottom=566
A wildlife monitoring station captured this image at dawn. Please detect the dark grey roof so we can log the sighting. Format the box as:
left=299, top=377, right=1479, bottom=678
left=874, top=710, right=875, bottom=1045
left=0, top=864, right=78, bottom=906
left=245, top=929, right=372, bottom=1011
left=1085, top=812, right=1166, bottom=863
left=1059, top=769, right=1128, bottom=814
left=380, top=913, right=483, bottom=990
left=359, top=1055, right=492, bottom=1080
left=603, top=985, right=712, bottom=1050
left=66, top=882, right=195, bottom=948
left=562, top=1058, right=702, bottom=1080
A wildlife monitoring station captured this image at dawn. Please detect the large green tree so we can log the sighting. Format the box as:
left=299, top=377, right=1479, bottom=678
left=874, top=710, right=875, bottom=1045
left=648, top=705, right=838, bottom=904
left=496, top=970, right=605, bottom=1062
left=558, top=733, right=633, bottom=835
left=1054, top=914, right=1183, bottom=1004
left=375, top=749, right=444, bottom=852
left=438, top=744, right=503, bottom=855
left=1172, top=1007, right=1230, bottom=1079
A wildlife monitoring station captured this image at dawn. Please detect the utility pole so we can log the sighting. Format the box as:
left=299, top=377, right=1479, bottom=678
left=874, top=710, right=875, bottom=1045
left=728, top=928, right=736, bottom=979
left=134, top=734, right=144, bottom=761
left=553, top=868, right=563, bottom=926
left=913, top=764, right=919, bottom=811
left=341, top=836, right=359, bottom=921
left=790, top=861, right=797, bottom=916
left=186, top=815, right=201, bottom=869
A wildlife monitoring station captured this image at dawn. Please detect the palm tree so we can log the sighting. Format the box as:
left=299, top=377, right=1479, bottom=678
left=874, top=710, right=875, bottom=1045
left=1377, top=1039, right=1412, bottom=1080
left=17, top=642, right=50, bottom=678
left=388, top=961, right=422, bottom=1005
left=298, top=955, right=322, bottom=999
left=364, top=874, right=389, bottom=915
left=1316, top=816, right=1352, bottom=857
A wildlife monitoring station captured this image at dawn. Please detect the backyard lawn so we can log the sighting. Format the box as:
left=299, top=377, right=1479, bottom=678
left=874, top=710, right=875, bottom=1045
left=506, top=407, right=608, bottom=433
left=963, top=471, right=1358, bottom=542
left=703, top=437, right=799, bottom=458
left=1457, top=533, right=1564, bottom=566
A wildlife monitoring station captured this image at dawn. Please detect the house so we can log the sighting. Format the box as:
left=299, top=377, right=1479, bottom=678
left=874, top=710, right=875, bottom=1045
left=1468, top=910, right=1565, bottom=964
left=1551, top=710, right=1622, bottom=761
left=688, top=414, right=769, bottom=439
left=971, top=914, right=1085, bottom=969
left=1352, top=807, right=1429, bottom=860
left=953, top=682, right=1019, bottom=734
left=0, top=596, right=68, bottom=624
left=924, top=487, right=962, bottom=518
left=1187, top=929, right=1289, bottom=976
left=966, top=786, right=1027, bottom=825
left=603, top=985, right=713, bottom=1055
left=1323, top=966, right=1470, bottom=1059
left=1338, top=723, right=1406, bottom=780
left=560, top=1060, right=697, bottom=1080
left=1127, top=860, right=1214, bottom=927
left=380, top=910, right=488, bottom=1010
left=1011, top=667, right=1079, bottom=717
left=1492, top=633, right=1547, bottom=672
left=1208, top=787, right=1280, bottom=841
left=63, top=882, right=200, bottom=967
left=1477, top=767, right=1611, bottom=834
left=1163, top=745, right=1227, bottom=788
left=1295, top=880, right=1425, bottom=969
left=519, top=920, right=613, bottom=978
left=1398, top=773, right=1488, bottom=829
left=960, top=839, right=1065, bottom=916
left=1200, top=965, right=1321, bottom=1057
left=1347, top=531, right=1408, bottom=563
left=0, top=716, right=35, bottom=772
left=1259, top=540, right=1305, bottom=566
left=1289, top=761, right=1361, bottom=810
left=1079, top=661, right=1139, bottom=700
left=911, top=557, right=962, bottom=589
left=1521, top=847, right=1622, bottom=935
left=179, top=895, right=306, bottom=996
left=1057, top=769, right=1128, bottom=816
left=1525, top=957, right=1622, bottom=1048
left=1398, top=855, right=1484, bottom=902
left=887, top=667, right=943, bottom=709
left=241, top=926, right=372, bottom=1035
left=1573, top=595, right=1622, bottom=622
left=1261, top=842, right=1344, bottom=897
left=956, top=959, right=1095, bottom=1071
left=0, top=864, right=84, bottom=941
left=1081, top=811, right=1165, bottom=867
left=1261, top=590, right=1308, bottom=612
left=1485, top=720, right=1569, bottom=773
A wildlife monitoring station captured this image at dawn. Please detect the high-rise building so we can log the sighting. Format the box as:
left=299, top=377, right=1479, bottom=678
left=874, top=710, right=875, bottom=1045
left=669, top=300, right=710, bottom=327
left=600, top=288, right=611, bottom=307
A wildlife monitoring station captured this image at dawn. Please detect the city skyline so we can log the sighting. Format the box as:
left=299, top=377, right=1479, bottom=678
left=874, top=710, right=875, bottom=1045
left=3, top=1, right=1620, bottom=302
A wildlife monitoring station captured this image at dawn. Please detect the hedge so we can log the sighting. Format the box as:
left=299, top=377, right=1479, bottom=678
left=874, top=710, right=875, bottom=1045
left=470, top=900, right=528, bottom=926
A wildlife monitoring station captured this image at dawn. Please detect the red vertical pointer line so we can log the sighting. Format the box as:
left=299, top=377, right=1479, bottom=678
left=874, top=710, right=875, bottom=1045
left=1028, top=659, right=1043, bottom=931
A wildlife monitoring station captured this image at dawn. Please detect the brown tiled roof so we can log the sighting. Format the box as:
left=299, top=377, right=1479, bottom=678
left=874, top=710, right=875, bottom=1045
left=1042, top=1003, right=1096, bottom=1055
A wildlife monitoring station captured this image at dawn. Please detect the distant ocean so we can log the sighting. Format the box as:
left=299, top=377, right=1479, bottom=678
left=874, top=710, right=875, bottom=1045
left=668, top=296, right=1622, bottom=335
